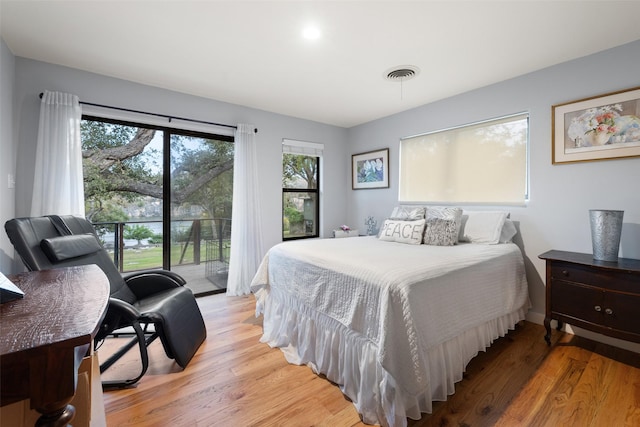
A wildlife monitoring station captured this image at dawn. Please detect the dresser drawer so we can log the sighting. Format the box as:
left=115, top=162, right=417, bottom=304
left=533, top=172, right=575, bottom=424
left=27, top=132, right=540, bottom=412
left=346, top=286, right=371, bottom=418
left=551, top=279, right=603, bottom=325
left=603, top=291, right=640, bottom=336
left=551, top=262, right=640, bottom=293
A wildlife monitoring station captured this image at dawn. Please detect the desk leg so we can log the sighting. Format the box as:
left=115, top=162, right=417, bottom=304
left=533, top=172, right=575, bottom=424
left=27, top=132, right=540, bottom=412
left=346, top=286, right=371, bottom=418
left=34, top=404, right=75, bottom=427
left=30, top=345, right=86, bottom=427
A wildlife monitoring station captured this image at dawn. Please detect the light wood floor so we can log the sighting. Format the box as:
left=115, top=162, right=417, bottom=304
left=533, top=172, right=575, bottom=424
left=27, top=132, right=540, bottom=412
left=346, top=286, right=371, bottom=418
left=101, top=294, right=640, bottom=426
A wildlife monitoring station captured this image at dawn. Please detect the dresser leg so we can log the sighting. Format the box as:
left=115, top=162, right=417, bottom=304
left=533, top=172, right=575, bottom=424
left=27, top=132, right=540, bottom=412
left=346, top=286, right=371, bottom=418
left=543, top=316, right=551, bottom=345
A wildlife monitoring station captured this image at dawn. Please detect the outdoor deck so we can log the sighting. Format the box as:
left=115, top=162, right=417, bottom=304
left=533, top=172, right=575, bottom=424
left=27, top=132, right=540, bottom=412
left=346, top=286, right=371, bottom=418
left=96, top=219, right=231, bottom=296
left=173, top=261, right=227, bottom=296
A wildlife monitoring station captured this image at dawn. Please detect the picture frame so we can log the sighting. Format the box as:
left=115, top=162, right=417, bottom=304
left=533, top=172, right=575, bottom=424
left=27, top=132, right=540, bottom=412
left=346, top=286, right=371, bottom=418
left=352, top=148, right=389, bottom=189
left=552, top=86, right=640, bottom=164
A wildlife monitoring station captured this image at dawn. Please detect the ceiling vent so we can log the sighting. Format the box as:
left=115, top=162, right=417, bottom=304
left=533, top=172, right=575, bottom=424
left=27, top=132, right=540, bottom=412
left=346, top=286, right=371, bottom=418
left=384, top=66, right=420, bottom=100
left=384, top=66, right=420, bottom=82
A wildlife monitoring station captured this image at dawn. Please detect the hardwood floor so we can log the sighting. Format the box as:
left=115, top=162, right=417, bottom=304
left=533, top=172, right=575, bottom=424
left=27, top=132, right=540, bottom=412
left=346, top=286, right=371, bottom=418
left=101, top=294, right=640, bottom=426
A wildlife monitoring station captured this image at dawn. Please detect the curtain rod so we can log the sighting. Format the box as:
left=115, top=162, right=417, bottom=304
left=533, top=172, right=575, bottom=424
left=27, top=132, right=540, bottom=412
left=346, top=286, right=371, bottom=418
left=38, top=92, right=258, bottom=133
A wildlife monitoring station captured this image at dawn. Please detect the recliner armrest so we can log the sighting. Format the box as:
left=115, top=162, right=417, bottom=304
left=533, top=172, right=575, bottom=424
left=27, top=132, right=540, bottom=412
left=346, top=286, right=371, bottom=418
left=108, top=297, right=142, bottom=319
left=95, top=297, right=143, bottom=341
left=124, top=270, right=187, bottom=300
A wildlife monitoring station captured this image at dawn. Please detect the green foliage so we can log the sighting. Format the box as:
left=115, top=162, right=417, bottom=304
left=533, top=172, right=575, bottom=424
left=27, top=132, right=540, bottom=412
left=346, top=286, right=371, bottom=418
left=171, top=137, right=234, bottom=218
left=147, top=233, right=163, bottom=245
left=86, top=200, right=129, bottom=223
left=118, top=242, right=231, bottom=272
left=171, top=227, right=191, bottom=243
left=284, top=206, right=304, bottom=224
left=81, top=120, right=160, bottom=207
left=81, top=120, right=135, bottom=150
left=85, top=201, right=129, bottom=241
left=283, top=154, right=317, bottom=189
left=124, top=225, right=155, bottom=246
left=81, top=119, right=235, bottom=254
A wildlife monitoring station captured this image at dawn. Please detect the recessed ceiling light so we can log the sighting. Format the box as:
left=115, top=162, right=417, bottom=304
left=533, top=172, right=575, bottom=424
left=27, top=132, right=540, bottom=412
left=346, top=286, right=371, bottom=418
left=302, top=26, right=321, bottom=41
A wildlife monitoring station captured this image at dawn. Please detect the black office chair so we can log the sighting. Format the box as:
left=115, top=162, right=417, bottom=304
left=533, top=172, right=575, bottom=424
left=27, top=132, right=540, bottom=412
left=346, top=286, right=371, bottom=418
left=5, top=215, right=207, bottom=388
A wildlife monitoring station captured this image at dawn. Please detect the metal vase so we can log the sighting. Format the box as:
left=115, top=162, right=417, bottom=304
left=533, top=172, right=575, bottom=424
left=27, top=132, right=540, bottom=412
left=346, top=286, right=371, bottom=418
left=589, top=209, right=624, bottom=262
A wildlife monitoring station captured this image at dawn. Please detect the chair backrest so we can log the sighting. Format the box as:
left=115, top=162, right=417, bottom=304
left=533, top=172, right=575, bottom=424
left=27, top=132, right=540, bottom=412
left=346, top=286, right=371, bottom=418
left=5, top=215, right=136, bottom=303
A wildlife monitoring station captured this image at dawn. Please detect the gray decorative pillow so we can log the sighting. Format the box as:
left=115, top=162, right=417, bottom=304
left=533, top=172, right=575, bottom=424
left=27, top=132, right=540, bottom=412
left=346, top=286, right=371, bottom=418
left=423, top=218, right=458, bottom=246
left=388, top=205, right=426, bottom=221
left=426, top=206, right=463, bottom=238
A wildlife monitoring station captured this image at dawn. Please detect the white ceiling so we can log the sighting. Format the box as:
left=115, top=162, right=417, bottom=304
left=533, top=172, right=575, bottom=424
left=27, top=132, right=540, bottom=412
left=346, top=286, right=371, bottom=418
left=2, top=1, right=640, bottom=128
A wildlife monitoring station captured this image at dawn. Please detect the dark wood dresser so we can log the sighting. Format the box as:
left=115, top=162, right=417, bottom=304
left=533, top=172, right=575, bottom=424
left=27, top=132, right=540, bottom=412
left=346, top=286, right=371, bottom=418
left=539, top=250, right=640, bottom=345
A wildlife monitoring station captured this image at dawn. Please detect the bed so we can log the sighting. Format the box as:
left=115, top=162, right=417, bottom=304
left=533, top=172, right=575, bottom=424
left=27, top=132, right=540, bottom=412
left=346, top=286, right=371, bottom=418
left=250, top=209, right=529, bottom=426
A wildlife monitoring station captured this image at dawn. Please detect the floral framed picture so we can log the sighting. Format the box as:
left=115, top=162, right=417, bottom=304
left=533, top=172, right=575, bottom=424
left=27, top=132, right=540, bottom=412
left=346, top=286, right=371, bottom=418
left=352, top=148, right=389, bottom=189
left=552, top=86, right=640, bottom=164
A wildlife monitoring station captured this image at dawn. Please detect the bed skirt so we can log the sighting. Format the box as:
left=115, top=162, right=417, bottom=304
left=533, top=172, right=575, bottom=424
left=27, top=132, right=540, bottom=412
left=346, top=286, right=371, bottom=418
left=255, top=286, right=528, bottom=427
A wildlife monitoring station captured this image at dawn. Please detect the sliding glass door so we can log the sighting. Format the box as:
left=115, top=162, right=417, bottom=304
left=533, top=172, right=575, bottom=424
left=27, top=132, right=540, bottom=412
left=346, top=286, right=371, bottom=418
left=81, top=116, right=234, bottom=295
left=169, top=132, right=234, bottom=294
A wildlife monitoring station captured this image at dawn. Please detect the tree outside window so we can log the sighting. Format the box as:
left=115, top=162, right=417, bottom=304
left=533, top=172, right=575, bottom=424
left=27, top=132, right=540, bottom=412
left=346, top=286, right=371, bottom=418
left=80, top=117, right=234, bottom=296
left=282, top=154, right=319, bottom=240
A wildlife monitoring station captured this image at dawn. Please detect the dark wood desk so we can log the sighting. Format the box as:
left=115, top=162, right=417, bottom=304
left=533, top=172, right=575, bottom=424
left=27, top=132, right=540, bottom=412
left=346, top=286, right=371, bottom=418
left=0, top=265, right=109, bottom=427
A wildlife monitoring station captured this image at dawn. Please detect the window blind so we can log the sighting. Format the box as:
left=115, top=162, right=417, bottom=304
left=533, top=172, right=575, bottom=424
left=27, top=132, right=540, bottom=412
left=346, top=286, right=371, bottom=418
left=282, top=138, right=324, bottom=156
left=399, top=113, right=528, bottom=205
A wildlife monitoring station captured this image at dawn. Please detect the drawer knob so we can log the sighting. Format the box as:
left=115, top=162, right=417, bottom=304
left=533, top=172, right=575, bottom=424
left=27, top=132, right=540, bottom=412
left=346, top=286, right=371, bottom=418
left=562, top=270, right=569, bottom=276
left=594, top=305, right=602, bottom=312
left=605, top=308, right=613, bottom=315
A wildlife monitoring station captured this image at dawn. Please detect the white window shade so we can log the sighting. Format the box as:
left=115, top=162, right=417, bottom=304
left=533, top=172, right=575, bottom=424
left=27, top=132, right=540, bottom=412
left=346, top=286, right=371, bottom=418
left=399, top=113, right=528, bottom=205
left=282, top=138, right=324, bottom=156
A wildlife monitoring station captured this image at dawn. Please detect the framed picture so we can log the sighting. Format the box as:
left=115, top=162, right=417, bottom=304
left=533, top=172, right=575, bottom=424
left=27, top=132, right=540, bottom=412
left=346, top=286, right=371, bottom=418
left=552, top=86, right=640, bottom=164
left=352, top=148, right=389, bottom=189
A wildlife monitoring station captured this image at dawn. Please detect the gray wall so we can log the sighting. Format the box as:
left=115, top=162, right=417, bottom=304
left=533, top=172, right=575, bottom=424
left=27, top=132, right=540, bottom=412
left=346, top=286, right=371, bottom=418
left=346, top=39, right=640, bottom=352
left=2, top=36, right=639, bottom=352
left=5, top=56, right=349, bottom=269
left=0, top=38, right=16, bottom=273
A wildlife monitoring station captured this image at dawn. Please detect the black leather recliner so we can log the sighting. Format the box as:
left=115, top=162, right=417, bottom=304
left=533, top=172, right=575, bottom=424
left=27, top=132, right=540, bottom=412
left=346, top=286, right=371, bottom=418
left=5, top=215, right=207, bottom=387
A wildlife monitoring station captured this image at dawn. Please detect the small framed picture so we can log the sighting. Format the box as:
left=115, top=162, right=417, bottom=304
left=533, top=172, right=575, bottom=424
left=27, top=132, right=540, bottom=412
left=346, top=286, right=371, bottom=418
left=352, top=148, right=389, bottom=189
left=552, top=86, right=640, bottom=164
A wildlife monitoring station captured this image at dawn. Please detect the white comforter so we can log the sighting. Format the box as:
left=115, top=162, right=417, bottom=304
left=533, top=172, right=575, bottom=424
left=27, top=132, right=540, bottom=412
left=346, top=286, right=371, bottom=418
left=251, top=237, right=529, bottom=426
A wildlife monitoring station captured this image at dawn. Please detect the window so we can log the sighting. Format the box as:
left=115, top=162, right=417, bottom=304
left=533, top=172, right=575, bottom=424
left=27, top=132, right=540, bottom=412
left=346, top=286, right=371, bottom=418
left=81, top=115, right=234, bottom=296
left=399, top=113, right=529, bottom=205
left=282, top=139, right=322, bottom=240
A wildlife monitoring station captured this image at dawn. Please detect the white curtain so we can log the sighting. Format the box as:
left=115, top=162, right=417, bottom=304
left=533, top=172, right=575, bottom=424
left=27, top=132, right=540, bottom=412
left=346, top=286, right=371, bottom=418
left=31, top=90, right=85, bottom=217
left=226, top=124, right=264, bottom=296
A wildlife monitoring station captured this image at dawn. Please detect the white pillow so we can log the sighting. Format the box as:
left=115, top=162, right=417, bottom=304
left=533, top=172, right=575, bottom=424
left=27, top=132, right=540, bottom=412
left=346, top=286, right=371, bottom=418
left=378, top=219, right=426, bottom=245
left=388, top=205, right=426, bottom=220
left=499, top=219, right=517, bottom=243
left=459, top=211, right=509, bottom=244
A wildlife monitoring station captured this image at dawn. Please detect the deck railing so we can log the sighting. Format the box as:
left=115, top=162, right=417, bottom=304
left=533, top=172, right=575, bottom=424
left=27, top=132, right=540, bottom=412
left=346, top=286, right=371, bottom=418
left=92, top=218, right=231, bottom=274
